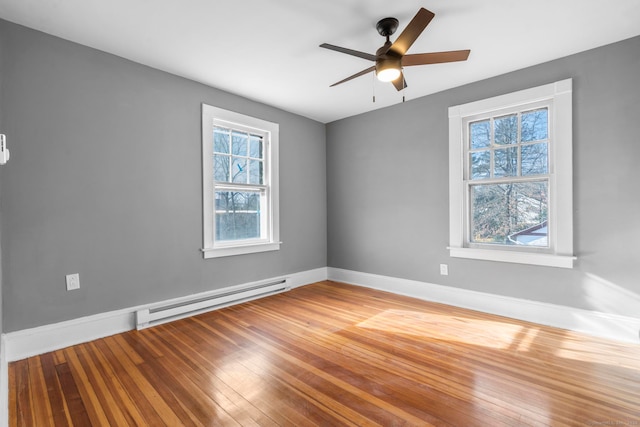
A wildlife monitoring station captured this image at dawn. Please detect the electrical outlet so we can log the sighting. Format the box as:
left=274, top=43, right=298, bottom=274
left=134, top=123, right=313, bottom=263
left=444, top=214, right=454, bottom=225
left=66, top=273, right=80, bottom=290
left=439, top=264, right=449, bottom=275
left=0, top=134, right=9, bottom=165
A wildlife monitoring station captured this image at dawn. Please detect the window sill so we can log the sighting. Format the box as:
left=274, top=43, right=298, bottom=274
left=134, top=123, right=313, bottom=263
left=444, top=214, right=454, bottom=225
left=448, top=247, right=576, bottom=268
left=202, top=242, right=281, bottom=259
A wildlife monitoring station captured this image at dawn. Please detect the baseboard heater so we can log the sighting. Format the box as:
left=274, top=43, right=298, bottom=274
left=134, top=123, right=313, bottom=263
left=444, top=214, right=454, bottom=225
left=136, top=278, right=290, bottom=330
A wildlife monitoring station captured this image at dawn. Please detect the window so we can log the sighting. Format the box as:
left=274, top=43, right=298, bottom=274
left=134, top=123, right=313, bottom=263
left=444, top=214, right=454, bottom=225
left=202, top=104, right=280, bottom=258
left=448, top=79, right=575, bottom=268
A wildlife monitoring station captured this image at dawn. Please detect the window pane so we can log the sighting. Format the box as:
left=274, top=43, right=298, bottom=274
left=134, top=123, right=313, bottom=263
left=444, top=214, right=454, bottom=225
left=231, top=157, right=247, bottom=183
left=249, top=159, right=263, bottom=184
left=470, top=120, right=491, bottom=149
left=214, top=127, right=230, bottom=153
left=521, top=108, right=548, bottom=142
left=494, top=147, right=518, bottom=177
left=215, top=191, right=262, bottom=241
left=470, top=150, right=490, bottom=180
left=232, top=131, right=248, bottom=156
left=522, top=143, right=548, bottom=176
left=250, top=135, right=263, bottom=159
left=494, top=114, right=517, bottom=145
left=214, top=154, right=230, bottom=182
left=470, top=181, right=548, bottom=246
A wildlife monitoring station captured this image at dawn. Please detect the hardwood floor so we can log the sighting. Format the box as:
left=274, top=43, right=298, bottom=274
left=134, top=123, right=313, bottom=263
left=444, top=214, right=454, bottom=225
left=9, top=281, right=640, bottom=426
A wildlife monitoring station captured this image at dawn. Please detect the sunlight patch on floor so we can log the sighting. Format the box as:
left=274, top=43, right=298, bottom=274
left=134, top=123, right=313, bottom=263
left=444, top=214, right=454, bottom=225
left=553, top=329, right=640, bottom=370
left=356, top=309, right=533, bottom=350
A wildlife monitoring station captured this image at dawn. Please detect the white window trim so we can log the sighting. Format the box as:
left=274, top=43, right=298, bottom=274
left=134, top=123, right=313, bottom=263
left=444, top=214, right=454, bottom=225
left=448, top=79, right=575, bottom=268
left=201, top=104, right=280, bottom=258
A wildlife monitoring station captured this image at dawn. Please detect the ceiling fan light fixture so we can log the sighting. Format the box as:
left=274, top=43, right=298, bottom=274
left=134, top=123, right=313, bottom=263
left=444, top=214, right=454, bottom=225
left=376, top=67, right=401, bottom=82
left=376, top=58, right=401, bottom=82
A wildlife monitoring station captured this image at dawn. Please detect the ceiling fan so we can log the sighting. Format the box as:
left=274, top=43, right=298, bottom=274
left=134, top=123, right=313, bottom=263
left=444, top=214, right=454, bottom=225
left=320, top=7, right=470, bottom=91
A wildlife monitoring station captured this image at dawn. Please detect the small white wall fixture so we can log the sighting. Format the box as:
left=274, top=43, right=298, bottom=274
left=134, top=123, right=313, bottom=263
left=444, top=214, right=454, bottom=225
left=0, top=134, right=9, bottom=165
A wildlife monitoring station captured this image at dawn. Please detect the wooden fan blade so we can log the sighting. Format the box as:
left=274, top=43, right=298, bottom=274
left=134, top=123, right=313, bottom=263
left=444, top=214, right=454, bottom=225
left=329, top=66, right=376, bottom=87
left=388, top=8, right=435, bottom=57
left=402, top=50, right=471, bottom=66
left=391, top=72, right=407, bottom=91
left=320, top=43, right=377, bottom=62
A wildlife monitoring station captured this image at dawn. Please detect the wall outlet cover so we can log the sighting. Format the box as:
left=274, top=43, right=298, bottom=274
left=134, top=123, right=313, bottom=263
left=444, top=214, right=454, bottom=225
left=66, top=273, right=80, bottom=290
left=439, top=264, right=449, bottom=275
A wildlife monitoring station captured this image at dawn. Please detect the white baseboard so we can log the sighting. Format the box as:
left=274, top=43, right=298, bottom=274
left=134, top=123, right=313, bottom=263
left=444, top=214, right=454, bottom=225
left=288, top=267, right=328, bottom=289
left=5, top=308, right=136, bottom=363
left=4, top=268, right=329, bottom=363
left=328, top=267, right=640, bottom=344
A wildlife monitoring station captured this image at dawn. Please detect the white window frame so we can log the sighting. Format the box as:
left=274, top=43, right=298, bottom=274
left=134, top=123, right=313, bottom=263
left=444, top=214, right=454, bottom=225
left=201, top=104, right=280, bottom=258
left=448, top=79, right=575, bottom=268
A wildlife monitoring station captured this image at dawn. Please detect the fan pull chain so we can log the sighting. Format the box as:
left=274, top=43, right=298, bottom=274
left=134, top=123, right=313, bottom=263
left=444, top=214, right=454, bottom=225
left=402, top=73, right=406, bottom=102
left=372, top=72, right=376, bottom=103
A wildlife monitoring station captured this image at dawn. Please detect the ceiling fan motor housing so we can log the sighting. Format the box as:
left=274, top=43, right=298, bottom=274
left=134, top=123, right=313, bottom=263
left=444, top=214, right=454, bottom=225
left=375, top=42, right=402, bottom=81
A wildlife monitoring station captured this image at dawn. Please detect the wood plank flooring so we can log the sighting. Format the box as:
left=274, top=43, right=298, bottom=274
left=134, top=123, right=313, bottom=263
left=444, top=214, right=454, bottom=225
left=9, top=281, right=640, bottom=426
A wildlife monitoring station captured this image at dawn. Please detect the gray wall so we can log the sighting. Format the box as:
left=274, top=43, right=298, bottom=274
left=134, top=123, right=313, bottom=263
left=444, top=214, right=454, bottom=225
left=327, top=36, right=640, bottom=318
left=0, top=20, right=327, bottom=332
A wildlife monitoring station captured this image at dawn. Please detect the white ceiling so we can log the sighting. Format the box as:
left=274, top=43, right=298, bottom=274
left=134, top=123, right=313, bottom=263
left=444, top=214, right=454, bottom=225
left=1, top=0, right=639, bottom=123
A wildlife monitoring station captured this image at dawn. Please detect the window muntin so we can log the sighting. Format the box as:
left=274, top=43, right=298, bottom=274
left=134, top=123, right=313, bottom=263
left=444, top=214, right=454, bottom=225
left=465, top=105, right=550, bottom=249
left=202, top=104, right=280, bottom=258
left=214, top=127, right=264, bottom=185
